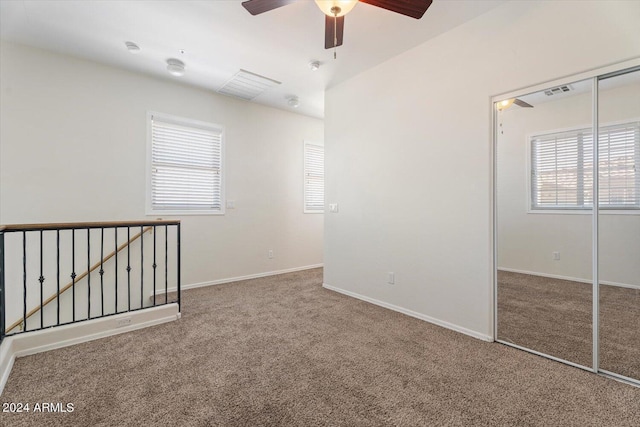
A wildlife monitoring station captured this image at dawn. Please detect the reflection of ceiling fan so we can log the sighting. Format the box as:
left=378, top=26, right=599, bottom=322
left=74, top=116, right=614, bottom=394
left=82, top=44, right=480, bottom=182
left=242, top=0, right=433, bottom=53
left=496, top=98, right=534, bottom=111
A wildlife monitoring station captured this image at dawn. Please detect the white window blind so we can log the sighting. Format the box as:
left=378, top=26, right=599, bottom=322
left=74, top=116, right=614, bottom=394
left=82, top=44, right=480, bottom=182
left=304, top=142, right=324, bottom=213
left=150, top=114, right=223, bottom=213
left=531, top=121, right=639, bottom=210
left=598, top=122, right=640, bottom=207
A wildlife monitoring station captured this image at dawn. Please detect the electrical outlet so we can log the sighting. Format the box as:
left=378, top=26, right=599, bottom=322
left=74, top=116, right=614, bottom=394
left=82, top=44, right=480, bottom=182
left=553, top=252, right=560, bottom=261
left=388, top=272, right=395, bottom=285
left=116, top=317, right=132, bottom=328
left=268, top=249, right=274, bottom=259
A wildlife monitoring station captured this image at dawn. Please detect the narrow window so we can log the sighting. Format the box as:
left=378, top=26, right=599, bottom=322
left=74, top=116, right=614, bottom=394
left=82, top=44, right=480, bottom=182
left=304, top=142, right=324, bottom=213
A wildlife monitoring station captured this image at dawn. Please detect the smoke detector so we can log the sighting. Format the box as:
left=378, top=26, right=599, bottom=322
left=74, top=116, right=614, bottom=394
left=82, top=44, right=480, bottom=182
left=166, top=58, right=185, bottom=77
left=287, top=96, right=300, bottom=108
left=124, top=41, right=140, bottom=54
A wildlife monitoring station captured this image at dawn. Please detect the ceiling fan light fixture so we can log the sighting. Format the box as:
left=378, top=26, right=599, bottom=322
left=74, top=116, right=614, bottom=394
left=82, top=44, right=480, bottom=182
left=496, top=98, right=515, bottom=111
left=314, top=0, right=358, bottom=17
left=166, top=58, right=185, bottom=77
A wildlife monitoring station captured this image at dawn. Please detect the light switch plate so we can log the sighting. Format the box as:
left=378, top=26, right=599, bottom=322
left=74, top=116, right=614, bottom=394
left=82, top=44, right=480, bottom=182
left=329, top=203, right=339, bottom=213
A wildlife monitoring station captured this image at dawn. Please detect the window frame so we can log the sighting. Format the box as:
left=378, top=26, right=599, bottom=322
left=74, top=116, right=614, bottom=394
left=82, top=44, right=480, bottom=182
left=146, top=111, right=225, bottom=216
left=303, top=141, right=325, bottom=214
left=527, top=118, right=640, bottom=215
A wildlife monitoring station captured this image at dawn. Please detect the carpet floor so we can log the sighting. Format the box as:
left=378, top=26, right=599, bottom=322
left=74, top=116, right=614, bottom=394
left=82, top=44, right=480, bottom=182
left=498, top=270, right=640, bottom=380
left=2, top=268, right=639, bottom=426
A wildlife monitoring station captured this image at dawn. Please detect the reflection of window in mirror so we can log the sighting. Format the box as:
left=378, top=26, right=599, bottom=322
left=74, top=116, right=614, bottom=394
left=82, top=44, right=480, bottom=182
left=530, top=121, right=640, bottom=211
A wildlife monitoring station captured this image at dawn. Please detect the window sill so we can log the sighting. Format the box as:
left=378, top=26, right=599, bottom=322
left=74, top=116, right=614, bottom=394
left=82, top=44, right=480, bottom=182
left=527, top=209, right=639, bottom=215
left=146, top=209, right=225, bottom=216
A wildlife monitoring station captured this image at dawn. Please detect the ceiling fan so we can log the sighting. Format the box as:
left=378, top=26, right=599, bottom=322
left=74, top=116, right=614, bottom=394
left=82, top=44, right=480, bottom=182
left=241, top=0, right=433, bottom=55
left=496, top=98, right=534, bottom=111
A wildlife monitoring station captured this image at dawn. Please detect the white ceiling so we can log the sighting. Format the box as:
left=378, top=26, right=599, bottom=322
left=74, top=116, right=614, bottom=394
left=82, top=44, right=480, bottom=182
left=0, top=0, right=506, bottom=118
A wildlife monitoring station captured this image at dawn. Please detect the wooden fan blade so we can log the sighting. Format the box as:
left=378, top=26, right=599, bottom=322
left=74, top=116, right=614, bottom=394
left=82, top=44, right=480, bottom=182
left=241, top=0, right=295, bottom=15
left=514, top=98, right=534, bottom=108
left=325, top=15, right=345, bottom=49
left=359, top=0, right=433, bottom=19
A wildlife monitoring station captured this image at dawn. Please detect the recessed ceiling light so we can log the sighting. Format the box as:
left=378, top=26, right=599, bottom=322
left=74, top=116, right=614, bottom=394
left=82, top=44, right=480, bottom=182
left=125, top=41, right=140, bottom=54
left=309, top=61, right=320, bottom=71
left=166, top=58, right=185, bottom=77
left=287, top=96, right=300, bottom=108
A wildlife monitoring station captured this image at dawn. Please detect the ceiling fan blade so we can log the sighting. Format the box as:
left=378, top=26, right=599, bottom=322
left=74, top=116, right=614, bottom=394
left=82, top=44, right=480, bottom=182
left=359, top=0, right=433, bottom=19
left=325, top=15, right=345, bottom=49
left=241, top=0, right=296, bottom=15
left=514, top=98, right=534, bottom=108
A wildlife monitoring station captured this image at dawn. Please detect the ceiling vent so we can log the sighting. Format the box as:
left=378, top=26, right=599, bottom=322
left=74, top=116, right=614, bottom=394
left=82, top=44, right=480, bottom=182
left=544, top=85, right=573, bottom=96
left=217, top=69, right=281, bottom=100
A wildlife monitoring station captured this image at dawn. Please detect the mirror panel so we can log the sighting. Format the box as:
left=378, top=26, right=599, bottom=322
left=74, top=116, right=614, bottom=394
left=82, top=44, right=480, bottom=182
left=597, top=69, right=640, bottom=381
left=496, top=79, right=593, bottom=367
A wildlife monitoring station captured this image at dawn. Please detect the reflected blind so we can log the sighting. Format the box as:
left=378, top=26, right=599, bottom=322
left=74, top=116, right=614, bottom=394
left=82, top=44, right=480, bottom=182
left=151, top=117, right=223, bottom=211
left=598, top=122, right=640, bottom=207
left=531, top=121, right=639, bottom=209
left=304, top=142, right=324, bottom=213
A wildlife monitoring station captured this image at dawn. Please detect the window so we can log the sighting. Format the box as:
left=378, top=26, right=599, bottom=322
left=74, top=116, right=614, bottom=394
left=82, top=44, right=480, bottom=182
left=530, top=121, right=640, bottom=210
left=304, top=142, right=324, bottom=213
left=147, top=112, right=224, bottom=214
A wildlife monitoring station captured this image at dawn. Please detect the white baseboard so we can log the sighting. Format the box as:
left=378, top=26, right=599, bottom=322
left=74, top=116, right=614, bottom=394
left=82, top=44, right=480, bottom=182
left=497, top=267, right=640, bottom=290
left=151, top=263, right=324, bottom=297
left=322, top=283, right=493, bottom=343
left=0, top=304, right=179, bottom=396
left=0, top=340, right=15, bottom=398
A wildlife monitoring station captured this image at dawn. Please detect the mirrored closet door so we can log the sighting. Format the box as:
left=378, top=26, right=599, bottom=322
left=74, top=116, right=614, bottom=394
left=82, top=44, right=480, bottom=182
left=597, top=69, right=640, bottom=382
left=496, top=79, right=594, bottom=369
left=496, top=64, right=640, bottom=385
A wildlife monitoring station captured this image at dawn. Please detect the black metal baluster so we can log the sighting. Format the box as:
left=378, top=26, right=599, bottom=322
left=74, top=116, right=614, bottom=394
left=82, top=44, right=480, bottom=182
left=71, top=229, right=76, bottom=322
left=127, top=227, right=131, bottom=311
left=22, top=232, right=27, bottom=331
left=164, top=225, right=169, bottom=304
left=177, top=223, right=181, bottom=311
left=87, top=228, right=91, bottom=320
left=100, top=227, right=104, bottom=316
left=56, top=230, right=60, bottom=326
left=140, top=226, right=144, bottom=309
left=114, top=228, right=118, bottom=314
left=39, top=230, right=44, bottom=328
left=152, top=226, right=157, bottom=306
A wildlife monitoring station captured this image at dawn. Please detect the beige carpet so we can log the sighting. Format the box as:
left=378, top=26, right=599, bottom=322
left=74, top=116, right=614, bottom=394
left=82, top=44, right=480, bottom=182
left=2, top=268, right=639, bottom=426
left=498, top=270, right=640, bottom=380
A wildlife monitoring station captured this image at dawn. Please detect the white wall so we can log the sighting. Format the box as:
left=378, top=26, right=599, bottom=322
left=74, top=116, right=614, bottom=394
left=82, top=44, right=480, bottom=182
left=324, top=1, right=640, bottom=339
left=497, top=83, right=640, bottom=286
left=0, top=41, right=324, bottom=298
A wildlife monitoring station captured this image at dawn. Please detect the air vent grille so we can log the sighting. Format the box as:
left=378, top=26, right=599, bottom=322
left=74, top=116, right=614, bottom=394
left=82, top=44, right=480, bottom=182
left=544, top=85, right=573, bottom=96
left=218, top=69, right=281, bottom=100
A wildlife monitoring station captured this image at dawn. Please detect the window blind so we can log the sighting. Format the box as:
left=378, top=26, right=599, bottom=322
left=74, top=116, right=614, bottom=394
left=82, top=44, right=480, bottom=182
left=598, top=122, right=640, bottom=207
left=304, top=142, right=324, bottom=213
left=531, top=121, right=639, bottom=209
left=151, top=116, right=223, bottom=211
